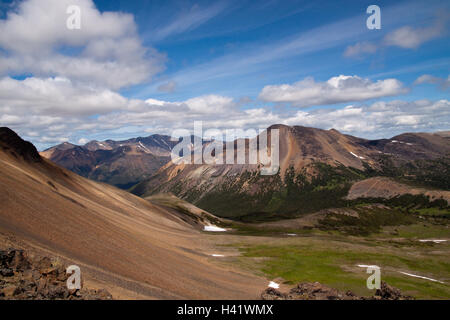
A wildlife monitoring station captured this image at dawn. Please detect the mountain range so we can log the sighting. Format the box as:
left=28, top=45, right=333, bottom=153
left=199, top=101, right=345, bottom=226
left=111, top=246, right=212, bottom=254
left=0, top=127, right=265, bottom=299
left=129, top=124, right=450, bottom=219
left=39, top=124, right=450, bottom=221
left=40, top=135, right=177, bottom=189
left=2, top=126, right=449, bottom=299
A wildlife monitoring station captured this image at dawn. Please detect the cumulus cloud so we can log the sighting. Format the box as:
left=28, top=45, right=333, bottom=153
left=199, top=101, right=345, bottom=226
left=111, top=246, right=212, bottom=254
left=414, top=74, right=450, bottom=90
left=283, top=99, right=450, bottom=138
left=143, top=95, right=236, bottom=115
left=0, top=0, right=445, bottom=150
left=1, top=75, right=448, bottom=147
left=184, top=95, right=235, bottom=114
left=259, top=75, right=407, bottom=107
left=0, top=75, right=140, bottom=147
left=106, top=94, right=271, bottom=131
left=0, top=76, right=129, bottom=115
left=0, top=0, right=165, bottom=89
left=39, top=136, right=69, bottom=144
left=0, top=77, right=278, bottom=147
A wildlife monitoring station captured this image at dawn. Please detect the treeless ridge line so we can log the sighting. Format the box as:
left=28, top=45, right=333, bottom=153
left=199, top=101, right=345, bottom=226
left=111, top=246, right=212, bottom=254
left=0, top=144, right=266, bottom=299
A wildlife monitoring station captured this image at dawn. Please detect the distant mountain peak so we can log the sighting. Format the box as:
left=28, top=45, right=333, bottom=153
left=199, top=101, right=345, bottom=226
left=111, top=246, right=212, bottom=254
left=40, top=133, right=178, bottom=189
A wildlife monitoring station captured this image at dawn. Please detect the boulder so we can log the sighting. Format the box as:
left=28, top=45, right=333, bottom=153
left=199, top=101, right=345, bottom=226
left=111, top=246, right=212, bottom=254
left=374, top=281, right=414, bottom=300
left=261, top=287, right=287, bottom=300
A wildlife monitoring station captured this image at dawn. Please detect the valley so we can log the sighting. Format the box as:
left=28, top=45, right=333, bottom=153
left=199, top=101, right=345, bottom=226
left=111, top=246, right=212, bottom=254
left=131, top=124, right=450, bottom=221
left=1, top=0, right=449, bottom=306
left=0, top=127, right=266, bottom=299
left=143, top=194, right=450, bottom=299
left=1, top=126, right=449, bottom=300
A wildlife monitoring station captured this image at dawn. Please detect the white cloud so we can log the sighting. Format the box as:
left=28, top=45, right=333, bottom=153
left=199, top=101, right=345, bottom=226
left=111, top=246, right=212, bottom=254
left=259, top=75, right=407, bottom=107
left=283, top=99, right=450, bottom=138
left=1, top=75, right=448, bottom=147
left=78, top=138, right=89, bottom=144
left=0, top=0, right=165, bottom=89
left=0, top=114, right=22, bottom=125
left=344, top=41, right=377, bottom=57
left=0, top=76, right=129, bottom=115
left=157, top=80, right=177, bottom=93
left=40, top=136, right=69, bottom=144
left=143, top=95, right=236, bottom=115
left=414, top=74, right=450, bottom=90
left=0, top=1, right=445, bottom=149
left=0, top=75, right=277, bottom=147
left=384, top=18, right=446, bottom=49
left=394, top=115, right=420, bottom=125
left=184, top=95, right=235, bottom=114
left=96, top=95, right=279, bottom=137
left=344, top=14, right=448, bottom=58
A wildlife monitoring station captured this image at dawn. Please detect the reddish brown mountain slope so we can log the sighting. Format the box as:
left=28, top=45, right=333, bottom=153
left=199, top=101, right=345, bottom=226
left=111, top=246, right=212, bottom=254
left=40, top=135, right=177, bottom=189
left=0, top=127, right=265, bottom=299
left=130, top=125, right=450, bottom=218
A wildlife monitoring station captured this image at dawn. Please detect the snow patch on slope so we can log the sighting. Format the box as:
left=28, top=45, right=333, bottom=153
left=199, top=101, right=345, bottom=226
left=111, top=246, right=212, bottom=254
left=138, top=142, right=151, bottom=153
left=399, top=272, right=444, bottom=284
left=268, top=281, right=280, bottom=289
left=204, top=225, right=227, bottom=232
left=349, top=151, right=365, bottom=159
left=357, top=264, right=379, bottom=268
left=419, top=239, right=447, bottom=243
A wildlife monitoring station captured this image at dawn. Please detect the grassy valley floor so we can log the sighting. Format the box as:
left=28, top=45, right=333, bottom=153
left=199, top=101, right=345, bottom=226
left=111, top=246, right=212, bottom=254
left=202, top=210, right=450, bottom=299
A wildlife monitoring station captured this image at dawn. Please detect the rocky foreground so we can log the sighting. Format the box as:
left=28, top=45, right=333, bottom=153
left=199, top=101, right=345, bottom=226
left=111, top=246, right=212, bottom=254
left=261, top=281, right=414, bottom=300
left=0, top=248, right=112, bottom=300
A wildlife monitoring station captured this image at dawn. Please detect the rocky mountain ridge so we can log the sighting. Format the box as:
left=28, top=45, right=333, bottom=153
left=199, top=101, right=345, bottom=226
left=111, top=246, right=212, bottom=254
left=40, top=134, right=178, bottom=189
left=130, top=125, right=450, bottom=218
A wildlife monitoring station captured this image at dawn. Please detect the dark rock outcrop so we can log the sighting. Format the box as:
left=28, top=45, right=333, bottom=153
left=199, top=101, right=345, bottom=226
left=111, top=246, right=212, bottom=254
left=373, top=281, right=413, bottom=300
left=261, top=281, right=414, bottom=300
left=0, top=127, right=41, bottom=162
left=0, top=248, right=112, bottom=300
left=261, top=287, right=288, bottom=300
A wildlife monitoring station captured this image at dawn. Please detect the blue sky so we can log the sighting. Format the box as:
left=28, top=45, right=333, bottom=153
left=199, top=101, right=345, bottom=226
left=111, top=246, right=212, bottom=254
left=0, top=0, right=448, bottom=149
left=98, top=0, right=449, bottom=100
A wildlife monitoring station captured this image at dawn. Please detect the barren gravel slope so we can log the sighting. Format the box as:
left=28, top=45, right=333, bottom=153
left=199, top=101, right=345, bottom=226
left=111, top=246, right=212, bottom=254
left=346, top=177, right=450, bottom=203
left=0, top=129, right=265, bottom=299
